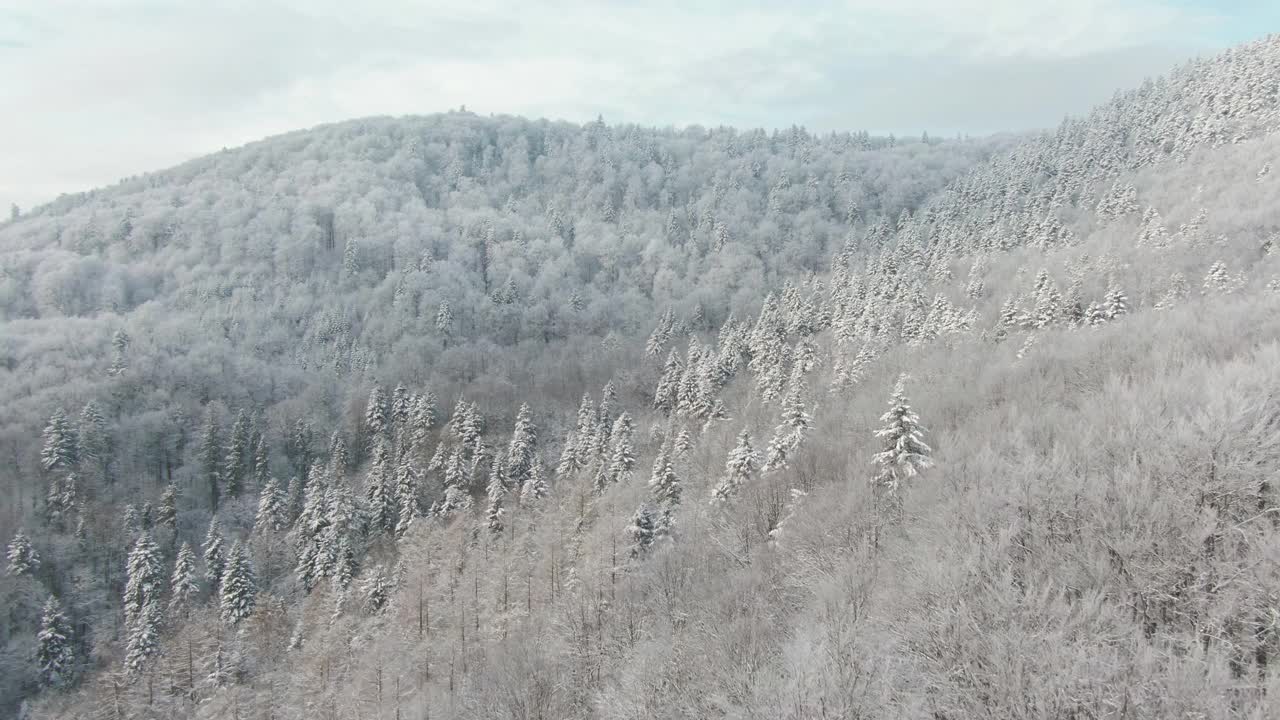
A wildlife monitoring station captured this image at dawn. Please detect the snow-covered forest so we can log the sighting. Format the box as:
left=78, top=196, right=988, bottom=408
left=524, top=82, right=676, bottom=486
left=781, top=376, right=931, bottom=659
left=3, top=31, right=1280, bottom=720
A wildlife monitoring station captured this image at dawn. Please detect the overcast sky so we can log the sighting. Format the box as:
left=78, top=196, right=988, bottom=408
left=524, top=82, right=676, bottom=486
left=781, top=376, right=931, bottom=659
left=1, top=1, right=1276, bottom=213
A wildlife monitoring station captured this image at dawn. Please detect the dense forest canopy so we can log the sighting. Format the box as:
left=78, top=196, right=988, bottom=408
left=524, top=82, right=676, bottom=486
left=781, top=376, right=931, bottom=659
left=2, top=32, right=1280, bottom=720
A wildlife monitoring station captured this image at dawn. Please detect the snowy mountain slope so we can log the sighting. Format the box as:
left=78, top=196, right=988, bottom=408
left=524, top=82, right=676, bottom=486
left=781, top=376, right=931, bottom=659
left=5, top=33, right=1280, bottom=720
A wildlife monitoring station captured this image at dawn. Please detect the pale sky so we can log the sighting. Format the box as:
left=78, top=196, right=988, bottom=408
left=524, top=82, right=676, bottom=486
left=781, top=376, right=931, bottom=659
left=1, top=0, right=1276, bottom=213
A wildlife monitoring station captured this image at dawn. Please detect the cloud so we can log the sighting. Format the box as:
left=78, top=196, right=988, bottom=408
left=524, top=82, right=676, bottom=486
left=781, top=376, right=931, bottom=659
left=0, top=0, right=1257, bottom=212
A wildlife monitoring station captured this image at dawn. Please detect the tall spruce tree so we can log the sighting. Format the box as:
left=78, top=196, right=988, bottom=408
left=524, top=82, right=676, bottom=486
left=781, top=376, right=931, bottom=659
left=198, top=409, right=223, bottom=511
left=36, top=594, right=75, bottom=688
left=220, top=540, right=256, bottom=624
left=203, top=517, right=226, bottom=593
left=6, top=529, right=39, bottom=576
left=41, top=408, right=79, bottom=474
left=871, top=375, right=933, bottom=494
left=713, top=431, right=758, bottom=502
left=170, top=541, right=199, bottom=618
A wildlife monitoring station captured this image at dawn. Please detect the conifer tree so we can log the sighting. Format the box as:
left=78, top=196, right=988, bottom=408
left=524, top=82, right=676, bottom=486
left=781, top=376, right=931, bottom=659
left=36, top=594, right=75, bottom=688
left=45, top=475, right=75, bottom=529
left=220, top=540, right=256, bottom=624
left=224, top=409, right=251, bottom=498
left=627, top=505, right=657, bottom=558
left=198, top=409, right=222, bottom=510
left=393, top=458, right=421, bottom=538
left=674, top=426, right=694, bottom=456
left=556, top=432, right=579, bottom=478
left=391, top=384, right=412, bottom=428
left=764, top=365, right=813, bottom=471
left=645, top=307, right=675, bottom=358
left=255, top=476, right=287, bottom=533
left=409, top=392, right=437, bottom=456
left=157, top=483, right=178, bottom=535
left=1032, top=270, right=1062, bottom=328
left=123, top=532, right=164, bottom=673
left=522, top=458, right=549, bottom=503
left=653, top=349, right=683, bottom=415
left=713, top=431, right=758, bottom=502
left=41, top=408, right=79, bottom=474
left=324, top=431, right=348, bottom=480
left=169, top=541, right=199, bottom=617
left=108, top=328, right=130, bottom=375
left=1103, top=285, right=1130, bottom=319
left=366, top=385, right=389, bottom=437
left=342, top=237, right=360, bottom=278
left=648, top=443, right=681, bottom=530
left=505, top=402, right=538, bottom=494
left=435, top=301, right=453, bottom=336
left=251, top=429, right=270, bottom=489
left=288, top=418, right=314, bottom=476
left=485, top=452, right=507, bottom=534
left=605, top=412, right=636, bottom=487
left=203, top=518, right=226, bottom=593
left=365, top=438, right=395, bottom=537
left=871, top=375, right=932, bottom=494
left=332, top=534, right=357, bottom=592
left=6, top=529, right=39, bottom=576
left=361, top=566, right=392, bottom=614
left=78, top=401, right=109, bottom=481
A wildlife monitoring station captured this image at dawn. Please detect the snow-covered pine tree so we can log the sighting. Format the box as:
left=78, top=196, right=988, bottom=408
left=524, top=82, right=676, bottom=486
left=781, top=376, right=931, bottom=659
left=198, top=409, right=222, bottom=510
left=78, top=401, right=109, bottom=481
left=556, top=432, right=579, bottom=478
left=449, top=397, right=483, bottom=449
left=108, top=328, right=130, bottom=375
left=627, top=505, right=658, bottom=558
left=6, top=528, right=39, bottom=576
left=871, top=375, right=933, bottom=494
left=331, top=534, right=357, bottom=592
left=224, top=409, right=251, bottom=498
left=326, top=430, right=349, bottom=480
left=653, top=349, right=683, bottom=416
left=505, top=402, right=538, bottom=494
left=342, top=237, right=360, bottom=278
left=436, top=444, right=473, bottom=517
left=124, top=595, right=161, bottom=675
left=169, top=541, right=199, bottom=617
left=435, top=301, right=453, bottom=336
left=40, top=408, right=78, bottom=474
left=764, top=365, right=813, bottom=471
left=202, top=518, right=226, bottom=593
left=391, top=384, right=412, bottom=429
left=365, top=437, right=395, bottom=538
left=1202, top=261, right=1235, bottom=295
left=523, top=458, right=549, bottom=503
left=644, top=307, right=675, bottom=358
left=409, top=391, right=437, bottom=456
left=713, top=431, right=758, bottom=502
left=648, top=443, right=681, bottom=530
left=1032, top=270, right=1062, bottom=328
left=485, top=451, right=507, bottom=534
left=1103, top=285, right=1129, bottom=319
left=360, top=566, right=392, bottom=614
left=255, top=475, right=287, bottom=533
left=36, top=594, right=75, bottom=688
left=394, top=457, right=421, bottom=538
left=219, top=540, right=256, bottom=624
left=123, top=532, right=164, bottom=673
left=366, top=385, right=389, bottom=437
left=157, top=483, right=178, bottom=534
left=251, top=428, right=270, bottom=490
left=604, top=412, right=636, bottom=488
left=674, top=426, right=694, bottom=456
